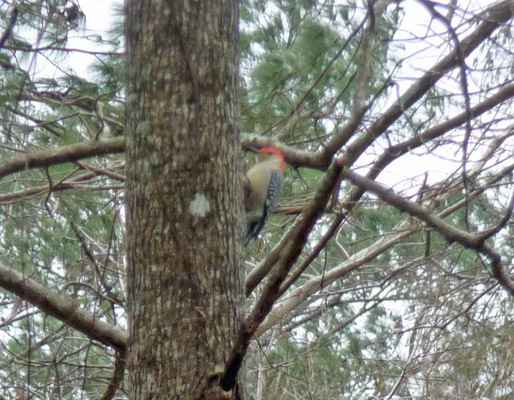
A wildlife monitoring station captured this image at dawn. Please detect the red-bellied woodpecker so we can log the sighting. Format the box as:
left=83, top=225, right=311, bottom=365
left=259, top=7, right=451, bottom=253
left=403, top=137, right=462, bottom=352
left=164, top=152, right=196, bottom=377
left=244, top=146, right=285, bottom=245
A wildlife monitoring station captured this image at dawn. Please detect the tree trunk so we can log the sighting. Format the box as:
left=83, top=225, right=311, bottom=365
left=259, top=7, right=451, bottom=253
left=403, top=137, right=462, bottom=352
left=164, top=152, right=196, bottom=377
left=125, top=1, right=242, bottom=399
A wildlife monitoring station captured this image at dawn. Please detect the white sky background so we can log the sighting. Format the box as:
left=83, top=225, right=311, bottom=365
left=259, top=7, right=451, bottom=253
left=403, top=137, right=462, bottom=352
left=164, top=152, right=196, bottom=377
left=30, top=0, right=122, bottom=79
left=68, top=0, right=122, bottom=76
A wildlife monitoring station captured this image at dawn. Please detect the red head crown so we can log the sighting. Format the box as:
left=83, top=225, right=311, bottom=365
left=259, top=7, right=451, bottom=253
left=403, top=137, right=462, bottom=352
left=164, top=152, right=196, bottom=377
left=259, top=147, right=285, bottom=172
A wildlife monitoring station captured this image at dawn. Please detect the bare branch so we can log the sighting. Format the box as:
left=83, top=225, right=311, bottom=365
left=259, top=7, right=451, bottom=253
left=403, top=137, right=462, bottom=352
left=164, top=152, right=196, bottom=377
left=0, top=7, right=18, bottom=52
left=278, top=214, right=344, bottom=297
left=0, top=138, right=124, bottom=180
left=0, top=262, right=128, bottom=351
left=342, top=168, right=514, bottom=296
left=342, top=169, right=499, bottom=248
left=101, top=349, right=127, bottom=400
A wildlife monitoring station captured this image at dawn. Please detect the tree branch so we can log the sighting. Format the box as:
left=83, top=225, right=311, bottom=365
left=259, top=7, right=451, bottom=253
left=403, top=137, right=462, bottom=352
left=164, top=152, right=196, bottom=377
left=0, top=138, right=124, bottom=180
left=0, top=262, right=128, bottom=351
left=248, top=0, right=514, bottom=174
left=342, top=168, right=514, bottom=297
left=101, top=348, right=127, bottom=400
left=0, top=7, right=18, bottom=52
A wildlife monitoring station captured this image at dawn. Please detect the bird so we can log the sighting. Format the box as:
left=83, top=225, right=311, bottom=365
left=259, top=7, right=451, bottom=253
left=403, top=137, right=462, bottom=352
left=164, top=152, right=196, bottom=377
left=244, top=146, right=285, bottom=245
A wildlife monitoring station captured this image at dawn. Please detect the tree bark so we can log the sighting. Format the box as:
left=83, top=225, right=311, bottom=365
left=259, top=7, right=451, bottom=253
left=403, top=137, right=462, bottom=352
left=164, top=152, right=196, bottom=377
left=125, top=1, right=242, bottom=399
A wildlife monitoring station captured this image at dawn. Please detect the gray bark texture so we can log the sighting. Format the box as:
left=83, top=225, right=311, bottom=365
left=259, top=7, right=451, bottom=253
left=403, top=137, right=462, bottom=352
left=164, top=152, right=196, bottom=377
left=125, top=1, right=243, bottom=398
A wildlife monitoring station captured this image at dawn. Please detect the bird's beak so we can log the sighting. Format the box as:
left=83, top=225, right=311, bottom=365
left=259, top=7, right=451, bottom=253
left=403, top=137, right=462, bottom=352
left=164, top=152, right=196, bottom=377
left=246, top=146, right=260, bottom=154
